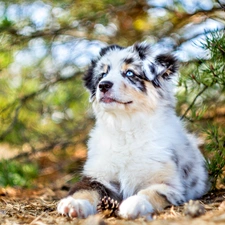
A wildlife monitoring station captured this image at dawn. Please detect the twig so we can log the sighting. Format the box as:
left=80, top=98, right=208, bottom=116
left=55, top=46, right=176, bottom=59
left=29, top=212, right=46, bottom=225
left=217, top=0, right=225, bottom=11
left=181, top=85, right=208, bottom=120
left=0, top=104, right=22, bottom=141
left=11, top=140, right=77, bottom=160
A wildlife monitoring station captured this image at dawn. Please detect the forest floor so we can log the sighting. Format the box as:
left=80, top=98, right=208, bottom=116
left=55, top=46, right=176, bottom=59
left=0, top=146, right=225, bottom=225
left=0, top=186, right=225, bottom=225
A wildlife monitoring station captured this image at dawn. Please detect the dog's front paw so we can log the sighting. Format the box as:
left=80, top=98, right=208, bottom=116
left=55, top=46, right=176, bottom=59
left=118, top=195, right=153, bottom=220
left=57, top=196, right=96, bottom=218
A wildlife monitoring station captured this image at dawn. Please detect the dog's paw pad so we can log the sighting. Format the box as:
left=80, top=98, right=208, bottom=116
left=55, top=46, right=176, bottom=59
left=118, top=195, right=153, bottom=220
left=57, top=196, right=95, bottom=218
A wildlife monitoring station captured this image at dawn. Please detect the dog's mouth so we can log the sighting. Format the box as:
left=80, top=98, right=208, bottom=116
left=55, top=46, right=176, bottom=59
left=100, top=97, right=132, bottom=105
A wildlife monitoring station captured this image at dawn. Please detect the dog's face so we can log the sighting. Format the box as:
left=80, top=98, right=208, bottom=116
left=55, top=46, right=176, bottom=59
left=84, top=43, right=178, bottom=114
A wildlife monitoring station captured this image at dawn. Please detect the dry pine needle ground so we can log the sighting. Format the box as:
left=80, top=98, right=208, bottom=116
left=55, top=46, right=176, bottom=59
left=0, top=187, right=225, bottom=225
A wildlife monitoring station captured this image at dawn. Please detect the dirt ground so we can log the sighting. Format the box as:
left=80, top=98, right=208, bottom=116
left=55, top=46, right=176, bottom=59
left=0, top=185, right=225, bottom=225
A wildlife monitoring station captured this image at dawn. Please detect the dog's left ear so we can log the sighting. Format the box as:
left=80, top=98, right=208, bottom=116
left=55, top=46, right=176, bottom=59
left=155, top=54, right=178, bottom=80
left=150, top=54, right=178, bottom=88
left=133, top=43, right=178, bottom=84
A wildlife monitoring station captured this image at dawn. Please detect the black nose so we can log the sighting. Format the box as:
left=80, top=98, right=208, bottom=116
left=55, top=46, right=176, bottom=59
left=99, top=81, right=113, bottom=93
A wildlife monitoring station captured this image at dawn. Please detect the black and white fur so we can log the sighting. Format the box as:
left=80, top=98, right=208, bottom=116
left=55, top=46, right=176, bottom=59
left=57, top=42, right=208, bottom=220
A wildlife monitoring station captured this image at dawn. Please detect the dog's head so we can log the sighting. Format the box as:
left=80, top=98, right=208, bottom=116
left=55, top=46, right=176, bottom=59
left=84, top=42, right=178, bottom=115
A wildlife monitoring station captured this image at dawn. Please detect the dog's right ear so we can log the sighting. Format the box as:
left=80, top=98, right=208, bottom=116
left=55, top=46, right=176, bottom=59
left=83, top=60, right=97, bottom=101
left=133, top=42, right=152, bottom=60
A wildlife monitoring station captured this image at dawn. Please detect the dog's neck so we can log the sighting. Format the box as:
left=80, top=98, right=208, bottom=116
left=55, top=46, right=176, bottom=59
left=94, top=107, right=175, bottom=133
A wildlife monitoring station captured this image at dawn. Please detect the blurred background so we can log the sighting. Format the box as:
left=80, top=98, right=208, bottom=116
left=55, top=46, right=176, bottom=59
left=0, top=0, right=224, bottom=190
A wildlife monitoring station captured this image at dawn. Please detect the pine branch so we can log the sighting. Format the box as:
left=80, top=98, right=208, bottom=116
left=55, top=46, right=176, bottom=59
left=181, top=85, right=208, bottom=120
left=176, top=28, right=225, bottom=49
left=157, top=6, right=224, bottom=40
left=2, top=4, right=224, bottom=47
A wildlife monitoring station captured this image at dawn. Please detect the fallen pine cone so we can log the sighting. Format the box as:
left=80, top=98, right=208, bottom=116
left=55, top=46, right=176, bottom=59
left=184, top=200, right=205, bottom=218
left=97, top=196, right=120, bottom=218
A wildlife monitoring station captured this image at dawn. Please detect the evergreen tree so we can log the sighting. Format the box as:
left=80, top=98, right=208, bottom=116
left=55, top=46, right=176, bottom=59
left=178, top=31, right=225, bottom=189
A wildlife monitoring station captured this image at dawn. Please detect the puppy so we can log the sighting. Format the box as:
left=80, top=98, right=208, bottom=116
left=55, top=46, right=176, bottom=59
left=57, top=42, right=208, bottom=220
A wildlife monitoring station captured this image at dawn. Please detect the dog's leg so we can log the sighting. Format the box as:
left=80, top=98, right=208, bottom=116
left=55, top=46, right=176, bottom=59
left=118, top=183, right=185, bottom=220
left=57, top=177, right=117, bottom=218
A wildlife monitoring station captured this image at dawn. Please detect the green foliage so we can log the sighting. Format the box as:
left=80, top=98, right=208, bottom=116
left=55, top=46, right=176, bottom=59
left=0, top=159, right=38, bottom=187
left=0, top=17, right=14, bottom=31
left=72, top=0, right=126, bottom=23
left=194, top=32, right=225, bottom=88
left=205, top=125, right=225, bottom=190
left=0, top=72, right=89, bottom=146
left=178, top=30, right=225, bottom=188
left=0, top=0, right=224, bottom=188
left=0, top=51, right=13, bottom=69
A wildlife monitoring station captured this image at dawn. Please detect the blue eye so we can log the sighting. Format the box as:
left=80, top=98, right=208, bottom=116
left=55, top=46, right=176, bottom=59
left=101, top=73, right=107, bottom=78
left=126, top=70, right=134, bottom=77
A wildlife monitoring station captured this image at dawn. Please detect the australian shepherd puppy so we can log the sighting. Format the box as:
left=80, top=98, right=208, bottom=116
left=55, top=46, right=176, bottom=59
left=57, top=42, right=208, bottom=220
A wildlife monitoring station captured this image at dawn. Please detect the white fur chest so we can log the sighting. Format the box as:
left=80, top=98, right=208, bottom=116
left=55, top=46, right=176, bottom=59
left=83, top=112, right=177, bottom=198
